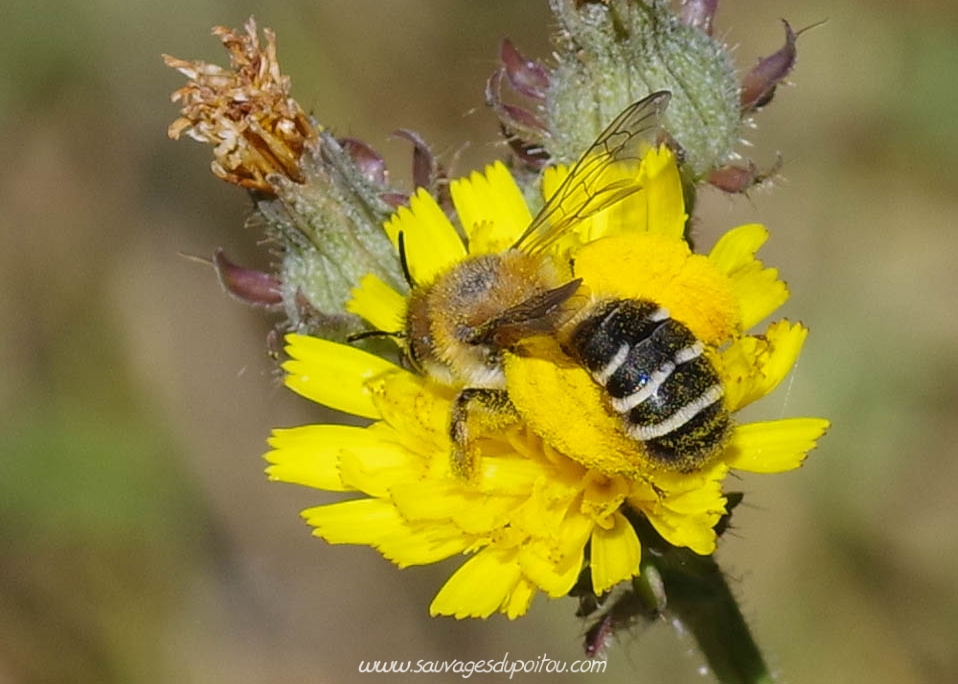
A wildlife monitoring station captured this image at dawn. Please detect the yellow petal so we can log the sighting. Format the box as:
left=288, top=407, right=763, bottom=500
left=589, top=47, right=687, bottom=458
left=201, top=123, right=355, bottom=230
left=516, top=510, right=591, bottom=597
left=725, top=418, right=830, bottom=473
left=501, top=577, right=537, bottom=619
left=265, top=424, right=368, bottom=491
left=732, top=263, right=789, bottom=331
left=383, top=188, right=466, bottom=285
left=645, top=506, right=719, bottom=555
left=376, top=524, right=471, bottom=567
left=540, top=164, right=568, bottom=204
left=389, top=480, right=514, bottom=532
left=430, top=548, right=522, bottom=619
left=758, top=321, right=809, bottom=394
left=283, top=334, right=399, bottom=419
left=336, top=426, right=421, bottom=497
left=640, top=145, right=686, bottom=239
left=509, top=483, right=578, bottom=543
left=710, top=224, right=788, bottom=330
left=303, top=498, right=398, bottom=545
left=564, top=160, right=643, bottom=244
left=451, top=496, right=523, bottom=535
left=347, top=274, right=406, bottom=333
left=709, top=223, right=769, bottom=275
left=531, top=146, right=677, bottom=251
left=450, top=161, right=532, bottom=253
left=590, top=511, right=641, bottom=594
left=517, top=538, right=585, bottom=598
left=476, top=454, right=550, bottom=496
left=721, top=320, right=808, bottom=411
left=631, top=470, right=725, bottom=556
left=545, top=145, right=685, bottom=246
left=658, top=471, right=728, bottom=515
left=649, top=458, right=728, bottom=498
left=304, top=498, right=468, bottom=566
left=368, top=372, right=452, bottom=453
left=580, top=472, right=630, bottom=523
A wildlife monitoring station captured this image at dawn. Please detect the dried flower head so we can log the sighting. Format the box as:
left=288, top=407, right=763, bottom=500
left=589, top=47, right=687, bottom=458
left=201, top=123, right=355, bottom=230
left=165, top=18, right=317, bottom=193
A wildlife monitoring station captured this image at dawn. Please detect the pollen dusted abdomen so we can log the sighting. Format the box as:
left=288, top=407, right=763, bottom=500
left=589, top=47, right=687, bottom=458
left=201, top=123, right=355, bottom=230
left=562, top=299, right=731, bottom=471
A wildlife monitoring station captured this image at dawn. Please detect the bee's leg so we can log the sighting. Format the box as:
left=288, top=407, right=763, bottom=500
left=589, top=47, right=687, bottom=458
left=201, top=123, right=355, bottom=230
left=449, top=388, right=518, bottom=480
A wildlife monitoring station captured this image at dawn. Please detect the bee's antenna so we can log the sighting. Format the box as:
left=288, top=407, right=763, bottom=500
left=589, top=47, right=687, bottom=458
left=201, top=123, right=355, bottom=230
left=397, top=231, right=416, bottom=287
left=346, top=329, right=404, bottom=343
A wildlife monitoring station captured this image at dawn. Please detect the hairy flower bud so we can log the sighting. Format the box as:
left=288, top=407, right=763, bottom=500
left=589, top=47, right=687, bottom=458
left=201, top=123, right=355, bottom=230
left=546, top=0, right=740, bottom=179
left=489, top=1, right=810, bottom=197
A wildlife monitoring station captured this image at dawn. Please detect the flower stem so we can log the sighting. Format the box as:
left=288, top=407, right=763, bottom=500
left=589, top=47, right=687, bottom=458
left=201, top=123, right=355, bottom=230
left=628, top=503, right=775, bottom=684
left=654, top=546, right=775, bottom=684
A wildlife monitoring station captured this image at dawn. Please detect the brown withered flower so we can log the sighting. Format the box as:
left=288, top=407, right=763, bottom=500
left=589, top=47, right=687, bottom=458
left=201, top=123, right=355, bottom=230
left=165, top=18, right=316, bottom=193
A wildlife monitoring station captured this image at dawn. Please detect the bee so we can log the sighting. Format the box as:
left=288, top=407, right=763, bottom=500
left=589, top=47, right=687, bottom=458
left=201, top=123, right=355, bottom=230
left=396, top=90, right=730, bottom=477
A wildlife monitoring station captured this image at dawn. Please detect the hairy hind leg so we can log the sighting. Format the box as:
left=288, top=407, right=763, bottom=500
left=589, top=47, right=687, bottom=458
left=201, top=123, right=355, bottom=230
left=449, top=388, right=518, bottom=480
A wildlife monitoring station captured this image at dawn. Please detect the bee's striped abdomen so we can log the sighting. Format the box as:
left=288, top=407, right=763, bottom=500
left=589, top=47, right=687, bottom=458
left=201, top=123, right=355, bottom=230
left=564, top=299, right=730, bottom=471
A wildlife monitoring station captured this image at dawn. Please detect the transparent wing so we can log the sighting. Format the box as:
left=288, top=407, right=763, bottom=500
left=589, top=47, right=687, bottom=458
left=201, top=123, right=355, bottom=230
left=512, top=90, right=672, bottom=254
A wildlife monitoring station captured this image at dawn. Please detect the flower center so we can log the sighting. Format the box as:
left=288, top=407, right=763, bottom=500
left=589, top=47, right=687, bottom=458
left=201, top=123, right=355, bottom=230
left=573, top=233, right=740, bottom=345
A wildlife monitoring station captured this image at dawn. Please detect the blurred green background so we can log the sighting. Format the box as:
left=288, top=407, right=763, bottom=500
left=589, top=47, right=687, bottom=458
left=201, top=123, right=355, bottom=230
left=2, top=0, right=957, bottom=682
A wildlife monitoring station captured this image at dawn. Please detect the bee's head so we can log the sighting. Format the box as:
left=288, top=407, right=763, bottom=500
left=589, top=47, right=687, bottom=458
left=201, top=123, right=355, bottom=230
left=402, top=251, right=576, bottom=388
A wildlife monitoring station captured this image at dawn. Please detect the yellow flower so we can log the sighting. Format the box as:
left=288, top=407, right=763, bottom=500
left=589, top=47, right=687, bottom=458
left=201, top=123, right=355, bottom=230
left=266, top=147, right=828, bottom=619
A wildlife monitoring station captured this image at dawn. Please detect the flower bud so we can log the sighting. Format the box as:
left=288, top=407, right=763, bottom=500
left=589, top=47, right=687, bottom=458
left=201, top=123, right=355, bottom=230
left=546, top=0, right=741, bottom=180
left=490, top=1, right=810, bottom=195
